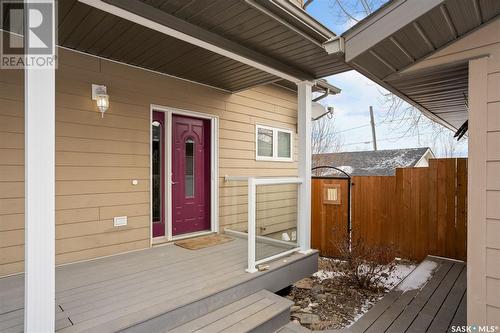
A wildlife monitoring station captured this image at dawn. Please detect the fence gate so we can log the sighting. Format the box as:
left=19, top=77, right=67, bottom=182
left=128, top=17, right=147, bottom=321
left=311, top=177, right=350, bottom=257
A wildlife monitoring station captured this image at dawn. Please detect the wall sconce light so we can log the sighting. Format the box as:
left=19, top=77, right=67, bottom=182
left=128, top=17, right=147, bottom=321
left=92, top=84, right=109, bottom=118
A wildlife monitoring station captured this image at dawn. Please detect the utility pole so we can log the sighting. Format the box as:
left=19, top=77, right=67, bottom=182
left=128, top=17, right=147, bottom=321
left=369, top=106, right=378, bottom=151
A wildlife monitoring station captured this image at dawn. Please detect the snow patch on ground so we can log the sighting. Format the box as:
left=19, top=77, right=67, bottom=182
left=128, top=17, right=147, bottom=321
left=344, top=262, right=417, bottom=327
left=379, top=262, right=417, bottom=290
left=313, top=270, right=343, bottom=281
left=396, top=260, right=438, bottom=291
left=313, top=261, right=417, bottom=289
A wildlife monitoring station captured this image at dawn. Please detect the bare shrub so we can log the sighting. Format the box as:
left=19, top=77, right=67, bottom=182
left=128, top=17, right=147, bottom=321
left=329, top=230, right=398, bottom=291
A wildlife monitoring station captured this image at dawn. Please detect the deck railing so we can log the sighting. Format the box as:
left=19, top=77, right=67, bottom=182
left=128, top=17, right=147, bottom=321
left=224, top=176, right=303, bottom=273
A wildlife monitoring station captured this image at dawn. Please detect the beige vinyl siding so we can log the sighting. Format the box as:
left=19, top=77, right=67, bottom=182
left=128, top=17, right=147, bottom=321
left=0, top=46, right=298, bottom=276
left=466, top=36, right=500, bottom=329
left=485, top=49, right=500, bottom=326
left=0, top=67, right=25, bottom=275
left=403, top=18, right=500, bottom=326
left=469, top=31, right=500, bottom=328
left=222, top=183, right=298, bottom=239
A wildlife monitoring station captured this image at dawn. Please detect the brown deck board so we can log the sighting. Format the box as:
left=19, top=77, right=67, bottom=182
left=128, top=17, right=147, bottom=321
left=449, top=293, right=467, bottom=329
left=426, top=265, right=467, bottom=332
left=346, top=257, right=467, bottom=333
left=349, top=291, right=402, bottom=333
left=406, top=262, right=464, bottom=333
left=386, top=259, right=453, bottom=333
left=364, top=289, right=419, bottom=333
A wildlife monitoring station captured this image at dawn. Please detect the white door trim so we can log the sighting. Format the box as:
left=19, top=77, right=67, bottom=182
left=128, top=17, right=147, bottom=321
left=149, top=105, right=219, bottom=244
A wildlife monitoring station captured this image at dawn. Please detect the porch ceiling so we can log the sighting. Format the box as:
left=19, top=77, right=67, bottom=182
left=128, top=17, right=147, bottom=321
left=343, top=0, right=500, bottom=130
left=54, top=0, right=349, bottom=92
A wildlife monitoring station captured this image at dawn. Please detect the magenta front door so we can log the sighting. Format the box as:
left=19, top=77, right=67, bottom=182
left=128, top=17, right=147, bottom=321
left=172, top=115, right=211, bottom=236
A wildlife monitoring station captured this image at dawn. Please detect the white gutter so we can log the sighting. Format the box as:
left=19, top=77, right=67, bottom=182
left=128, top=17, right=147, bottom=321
left=244, top=0, right=324, bottom=48
left=323, top=36, right=345, bottom=56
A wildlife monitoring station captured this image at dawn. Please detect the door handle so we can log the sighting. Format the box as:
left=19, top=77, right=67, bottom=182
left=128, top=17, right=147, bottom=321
left=171, top=181, right=179, bottom=185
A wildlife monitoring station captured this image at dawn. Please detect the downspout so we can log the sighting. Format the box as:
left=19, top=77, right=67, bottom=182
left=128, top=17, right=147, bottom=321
left=312, top=88, right=329, bottom=102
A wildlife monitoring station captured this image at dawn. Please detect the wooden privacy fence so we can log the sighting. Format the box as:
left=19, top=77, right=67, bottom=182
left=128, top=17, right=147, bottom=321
left=311, top=177, right=350, bottom=258
left=311, top=158, right=467, bottom=262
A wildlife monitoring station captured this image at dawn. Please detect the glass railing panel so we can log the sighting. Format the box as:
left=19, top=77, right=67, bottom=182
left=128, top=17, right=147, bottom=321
left=255, top=183, right=299, bottom=262
left=220, top=179, right=249, bottom=235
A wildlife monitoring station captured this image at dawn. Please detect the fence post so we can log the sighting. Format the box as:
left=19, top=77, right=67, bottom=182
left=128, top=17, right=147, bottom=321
left=246, top=177, right=257, bottom=273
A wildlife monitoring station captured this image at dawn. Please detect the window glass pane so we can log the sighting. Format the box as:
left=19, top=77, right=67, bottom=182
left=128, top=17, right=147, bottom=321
left=278, top=131, right=291, bottom=158
left=326, top=188, right=338, bottom=201
left=152, top=121, right=162, bottom=221
left=257, top=128, right=273, bottom=157
left=185, top=138, right=194, bottom=197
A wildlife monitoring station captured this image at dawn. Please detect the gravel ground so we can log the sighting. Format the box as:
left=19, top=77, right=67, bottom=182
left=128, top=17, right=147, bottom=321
left=284, top=257, right=415, bottom=330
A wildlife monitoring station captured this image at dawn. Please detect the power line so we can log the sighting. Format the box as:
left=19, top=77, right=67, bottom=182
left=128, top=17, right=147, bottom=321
left=333, top=116, right=423, bottom=135
left=343, top=131, right=438, bottom=146
left=336, top=124, right=371, bottom=133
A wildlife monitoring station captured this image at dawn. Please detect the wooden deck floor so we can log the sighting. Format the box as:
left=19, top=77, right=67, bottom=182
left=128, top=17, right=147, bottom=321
left=0, top=236, right=317, bottom=332
left=346, top=256, right=467, bottom=333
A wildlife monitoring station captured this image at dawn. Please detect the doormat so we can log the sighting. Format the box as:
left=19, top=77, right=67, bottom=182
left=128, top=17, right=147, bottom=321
left=174, top=234, right=233, bottom=250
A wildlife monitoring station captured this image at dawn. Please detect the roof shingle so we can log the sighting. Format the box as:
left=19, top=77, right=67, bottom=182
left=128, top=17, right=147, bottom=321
left=313, top=147, right=432, bottom=176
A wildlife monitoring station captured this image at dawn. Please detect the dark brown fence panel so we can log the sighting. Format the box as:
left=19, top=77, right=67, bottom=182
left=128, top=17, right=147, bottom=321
left=312, top=158, right=467, bottom=262
left=351, top=176, right=397, bottom=250
left=456, top=158, right=468, bottom=260
left=311, top=178, right=349, bottom=257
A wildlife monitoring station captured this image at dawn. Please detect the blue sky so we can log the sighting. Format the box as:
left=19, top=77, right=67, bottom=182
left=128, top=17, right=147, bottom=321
left=305, top=0, right=468, bottom=157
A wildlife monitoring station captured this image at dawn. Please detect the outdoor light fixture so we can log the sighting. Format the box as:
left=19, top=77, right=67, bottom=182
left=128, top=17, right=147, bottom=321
left=92, top=84, right=109, bottom=118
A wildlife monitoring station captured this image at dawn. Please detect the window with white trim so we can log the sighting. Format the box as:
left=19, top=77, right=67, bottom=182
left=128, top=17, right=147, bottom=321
left=256, top=125, right=293, bottom=162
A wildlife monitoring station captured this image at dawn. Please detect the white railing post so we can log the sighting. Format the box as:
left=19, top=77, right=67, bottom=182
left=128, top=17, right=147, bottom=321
left=297, top=81, right=313, bottom=254
left=24, top=1, right=56, bottom=331
left=246, top=177, right=257, bottom=273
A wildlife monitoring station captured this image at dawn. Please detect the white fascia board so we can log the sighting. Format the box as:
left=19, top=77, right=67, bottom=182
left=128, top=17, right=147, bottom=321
left=415, top=148, right=434, bottom=167
left=79, top=0, right=308, bottom=83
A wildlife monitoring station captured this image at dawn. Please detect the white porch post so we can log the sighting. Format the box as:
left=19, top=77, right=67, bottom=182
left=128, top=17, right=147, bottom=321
left=297, top=81, right=313, bottom=253
left=24, top=0, right=56, bottom=331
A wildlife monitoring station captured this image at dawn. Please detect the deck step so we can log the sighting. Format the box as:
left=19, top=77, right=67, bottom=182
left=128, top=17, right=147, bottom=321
left=168, top=290, right=293, bottom=333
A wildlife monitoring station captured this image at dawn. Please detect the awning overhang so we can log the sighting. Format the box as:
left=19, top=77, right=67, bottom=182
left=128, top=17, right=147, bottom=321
left=342, top=0, right=500, bottom=130
left=46, top=0, right=349, bottom=94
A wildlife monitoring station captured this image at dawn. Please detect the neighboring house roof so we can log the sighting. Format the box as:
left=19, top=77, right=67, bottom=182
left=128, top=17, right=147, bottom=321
left=313, top=147, right=434, bottom=176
